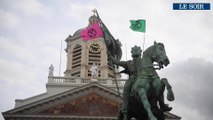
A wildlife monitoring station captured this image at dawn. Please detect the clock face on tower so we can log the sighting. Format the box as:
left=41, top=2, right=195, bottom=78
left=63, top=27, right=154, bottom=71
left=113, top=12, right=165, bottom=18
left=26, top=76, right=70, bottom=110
left=89, top=43, right=101, bottom=53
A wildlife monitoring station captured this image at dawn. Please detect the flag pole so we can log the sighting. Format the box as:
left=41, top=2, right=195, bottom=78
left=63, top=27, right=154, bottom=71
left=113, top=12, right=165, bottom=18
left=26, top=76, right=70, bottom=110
left=59, top=40, right=62, bottom=76
left=142, top=33, right=146, bottom=57
left=94, top=9, right=121, bottom=97
left=125, top=43, right=127, bottom=60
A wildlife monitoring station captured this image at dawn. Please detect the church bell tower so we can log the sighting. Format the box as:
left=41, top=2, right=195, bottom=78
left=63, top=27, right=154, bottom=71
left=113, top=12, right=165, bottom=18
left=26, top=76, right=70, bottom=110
left=64, top=15, right=120, bottom=80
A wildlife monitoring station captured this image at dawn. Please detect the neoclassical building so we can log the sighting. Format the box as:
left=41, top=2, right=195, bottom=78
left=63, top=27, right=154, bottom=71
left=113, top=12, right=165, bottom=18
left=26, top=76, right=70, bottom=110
left=2, top=15, right=181, bottom=120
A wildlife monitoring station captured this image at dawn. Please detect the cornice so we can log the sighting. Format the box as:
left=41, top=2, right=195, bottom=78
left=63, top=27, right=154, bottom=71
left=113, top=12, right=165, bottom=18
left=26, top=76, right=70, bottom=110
left=3, top=114, right=117, bottom=120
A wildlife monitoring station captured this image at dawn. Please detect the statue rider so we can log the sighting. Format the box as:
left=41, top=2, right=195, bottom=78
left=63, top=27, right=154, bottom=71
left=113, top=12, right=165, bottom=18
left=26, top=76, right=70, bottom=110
left=111, top=46, right=172, bottom=119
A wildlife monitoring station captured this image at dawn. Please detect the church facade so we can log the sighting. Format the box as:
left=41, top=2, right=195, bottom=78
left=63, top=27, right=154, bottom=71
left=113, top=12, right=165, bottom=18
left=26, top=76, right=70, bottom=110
left=2, top=15, right=181, bottom=120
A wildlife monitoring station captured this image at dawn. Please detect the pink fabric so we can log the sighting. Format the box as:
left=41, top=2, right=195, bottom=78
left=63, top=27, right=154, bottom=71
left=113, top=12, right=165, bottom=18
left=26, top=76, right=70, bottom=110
left=80, top=22, right=103, bottom=40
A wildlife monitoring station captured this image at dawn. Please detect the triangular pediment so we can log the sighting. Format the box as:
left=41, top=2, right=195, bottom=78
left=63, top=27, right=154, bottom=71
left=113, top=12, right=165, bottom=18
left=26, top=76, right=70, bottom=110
left=39, top=92, right=119, bottom=116
left=3, top=82, right=122, bottom=119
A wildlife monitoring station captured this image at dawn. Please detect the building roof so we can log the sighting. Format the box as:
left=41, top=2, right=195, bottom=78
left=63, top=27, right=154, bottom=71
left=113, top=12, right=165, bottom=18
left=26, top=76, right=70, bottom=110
left=3, top=82, right=122, bottom=120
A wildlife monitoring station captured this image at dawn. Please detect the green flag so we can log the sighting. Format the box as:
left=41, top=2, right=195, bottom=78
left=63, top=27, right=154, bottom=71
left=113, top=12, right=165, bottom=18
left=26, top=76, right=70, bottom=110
left=130, top=19, right=146, bottom=33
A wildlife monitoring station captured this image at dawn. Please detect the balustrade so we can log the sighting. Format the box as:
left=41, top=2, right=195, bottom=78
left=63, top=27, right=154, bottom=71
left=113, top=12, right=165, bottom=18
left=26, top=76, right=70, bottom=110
left=48, top=76, right=126, bottom=86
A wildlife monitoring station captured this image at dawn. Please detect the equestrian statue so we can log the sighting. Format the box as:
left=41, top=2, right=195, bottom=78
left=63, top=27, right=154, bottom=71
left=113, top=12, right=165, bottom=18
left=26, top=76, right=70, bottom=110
left=111, top=41, right=175, bottom=120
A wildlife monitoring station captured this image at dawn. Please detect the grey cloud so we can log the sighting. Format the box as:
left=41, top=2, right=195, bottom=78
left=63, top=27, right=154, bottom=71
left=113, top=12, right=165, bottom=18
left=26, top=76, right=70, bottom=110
left=159, top=58, right=213, bottom=120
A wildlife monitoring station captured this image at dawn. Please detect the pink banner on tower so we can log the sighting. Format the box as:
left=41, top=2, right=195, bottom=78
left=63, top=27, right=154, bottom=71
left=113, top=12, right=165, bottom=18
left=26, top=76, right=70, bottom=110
left=80, top=22, right=103, bottom=40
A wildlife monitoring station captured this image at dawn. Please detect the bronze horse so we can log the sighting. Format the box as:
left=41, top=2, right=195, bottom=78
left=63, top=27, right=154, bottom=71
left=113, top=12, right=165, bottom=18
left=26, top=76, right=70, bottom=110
left=118, top=42, right=174, bottom=120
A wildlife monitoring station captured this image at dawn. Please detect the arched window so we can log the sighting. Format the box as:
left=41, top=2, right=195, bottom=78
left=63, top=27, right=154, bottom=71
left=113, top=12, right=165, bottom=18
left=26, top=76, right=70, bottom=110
left=71, top=44, right=82, bottom=77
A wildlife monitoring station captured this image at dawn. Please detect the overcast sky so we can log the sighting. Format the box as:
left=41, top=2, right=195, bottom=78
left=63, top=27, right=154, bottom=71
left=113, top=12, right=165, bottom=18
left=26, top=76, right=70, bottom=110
left=0, top=0, right=213, bottom=120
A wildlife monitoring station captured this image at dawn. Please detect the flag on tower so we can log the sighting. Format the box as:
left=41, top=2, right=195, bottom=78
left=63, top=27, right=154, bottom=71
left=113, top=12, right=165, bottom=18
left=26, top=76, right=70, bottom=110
left=130, top=19, right=146, bottom=33
left=80, top=22, right=103, bottom=40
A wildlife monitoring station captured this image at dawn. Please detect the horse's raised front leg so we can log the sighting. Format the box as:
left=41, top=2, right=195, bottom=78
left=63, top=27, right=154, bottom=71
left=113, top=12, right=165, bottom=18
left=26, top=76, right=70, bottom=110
left=161, top=78, right=175, bottom=101
left=138, top=88, right=157, bottom=120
